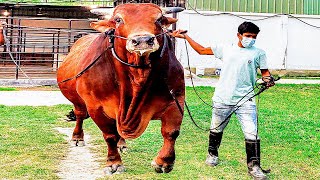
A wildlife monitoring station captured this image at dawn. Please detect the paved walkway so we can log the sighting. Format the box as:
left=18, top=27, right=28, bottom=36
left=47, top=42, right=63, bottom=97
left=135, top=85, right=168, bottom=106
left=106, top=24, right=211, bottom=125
left=0, top=91, right=71, bottom=106
left=0, top=77, right=319, bottom=106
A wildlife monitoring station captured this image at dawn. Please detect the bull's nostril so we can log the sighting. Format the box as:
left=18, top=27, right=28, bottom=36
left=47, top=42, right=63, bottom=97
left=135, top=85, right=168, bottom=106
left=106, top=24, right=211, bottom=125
left=147, top=37, right=155, bottom=45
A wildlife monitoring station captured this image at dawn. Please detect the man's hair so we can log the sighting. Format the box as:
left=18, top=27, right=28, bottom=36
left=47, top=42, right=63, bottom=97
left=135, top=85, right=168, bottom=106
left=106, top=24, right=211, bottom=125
left=238, top=21, right=260, bottom=35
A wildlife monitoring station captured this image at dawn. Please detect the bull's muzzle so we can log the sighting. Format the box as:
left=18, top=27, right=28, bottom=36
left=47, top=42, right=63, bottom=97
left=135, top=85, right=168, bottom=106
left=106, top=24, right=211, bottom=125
left=126, top=35, right=160, bottom=56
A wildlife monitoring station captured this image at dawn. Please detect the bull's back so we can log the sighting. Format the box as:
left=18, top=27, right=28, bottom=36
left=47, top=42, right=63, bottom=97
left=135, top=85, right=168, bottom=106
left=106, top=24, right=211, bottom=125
left=57, top=34, right=98, bottom=81
left=57, top=34, right=98, bottom=104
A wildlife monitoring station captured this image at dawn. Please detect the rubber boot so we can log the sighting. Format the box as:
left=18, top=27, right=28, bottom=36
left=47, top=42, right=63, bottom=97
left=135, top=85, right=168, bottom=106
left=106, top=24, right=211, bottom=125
left=245, top=139, right=267, bottom=180
left=205, top=131, right=223, bottom=166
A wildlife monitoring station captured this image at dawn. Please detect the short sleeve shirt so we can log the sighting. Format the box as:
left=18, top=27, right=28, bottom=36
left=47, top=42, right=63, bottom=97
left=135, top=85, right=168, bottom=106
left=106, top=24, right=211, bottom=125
left=211, top=43, right=268, bottom=105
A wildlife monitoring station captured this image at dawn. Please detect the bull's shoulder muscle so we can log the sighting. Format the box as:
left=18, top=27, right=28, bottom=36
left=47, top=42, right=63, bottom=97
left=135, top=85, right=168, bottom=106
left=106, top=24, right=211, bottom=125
left=60, top=34, right=99, bottom=65
left=70, top=34, right=99, bottom=52
left=58, top=34, right=110, bottom=78
left=58, top=34, right=101, bottom=77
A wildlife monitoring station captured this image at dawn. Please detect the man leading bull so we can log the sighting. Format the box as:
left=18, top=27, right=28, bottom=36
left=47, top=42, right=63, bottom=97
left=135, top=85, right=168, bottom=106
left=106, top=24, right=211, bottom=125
left=171, top=21, right=274, bottom=180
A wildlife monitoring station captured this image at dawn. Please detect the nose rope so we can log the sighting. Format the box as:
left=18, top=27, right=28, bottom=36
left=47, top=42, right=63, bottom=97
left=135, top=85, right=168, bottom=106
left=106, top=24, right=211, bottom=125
left=110, top=46, right=151, bottom=68
left=105, top=29, right=169, bottom=68
left=110, top=31, right=168, bottom=41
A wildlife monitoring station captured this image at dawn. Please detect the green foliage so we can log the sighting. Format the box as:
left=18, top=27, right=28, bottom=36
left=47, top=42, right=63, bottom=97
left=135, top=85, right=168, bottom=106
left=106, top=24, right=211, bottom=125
left=0, top=85, right=319, bottom=179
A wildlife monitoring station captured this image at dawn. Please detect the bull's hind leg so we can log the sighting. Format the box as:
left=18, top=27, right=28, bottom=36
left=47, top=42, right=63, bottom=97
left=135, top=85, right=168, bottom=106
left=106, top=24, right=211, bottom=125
left=71, top=105, right=88, bottom=146
left=152, top=103, right=183, bottom=173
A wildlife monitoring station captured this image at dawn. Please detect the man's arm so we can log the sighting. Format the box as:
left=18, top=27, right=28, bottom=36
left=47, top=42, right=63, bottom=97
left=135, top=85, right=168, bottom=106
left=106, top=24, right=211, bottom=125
left=171, top=30, right=213, bottom=55
left=261, top=69, right=271, bottom=77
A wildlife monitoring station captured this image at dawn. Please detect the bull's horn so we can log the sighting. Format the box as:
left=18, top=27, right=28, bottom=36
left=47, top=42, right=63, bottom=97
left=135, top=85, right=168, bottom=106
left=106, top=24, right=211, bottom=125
left=90, top=8, right=115, bottom=16
left=162, top=7, right=185, bottom=14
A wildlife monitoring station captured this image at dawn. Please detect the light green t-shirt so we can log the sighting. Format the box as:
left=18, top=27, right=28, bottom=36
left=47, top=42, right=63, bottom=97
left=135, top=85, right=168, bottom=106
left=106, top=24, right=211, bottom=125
left=211, top=43, right=268, bottom=105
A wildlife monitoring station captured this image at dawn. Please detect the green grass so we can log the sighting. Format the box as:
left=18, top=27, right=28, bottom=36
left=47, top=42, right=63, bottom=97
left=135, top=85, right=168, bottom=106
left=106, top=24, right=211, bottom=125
left=0, top=87, right=16, bottom=91
left=0, top=105, right=74, bottom=179
left=0, top=84, right=319, bottom=179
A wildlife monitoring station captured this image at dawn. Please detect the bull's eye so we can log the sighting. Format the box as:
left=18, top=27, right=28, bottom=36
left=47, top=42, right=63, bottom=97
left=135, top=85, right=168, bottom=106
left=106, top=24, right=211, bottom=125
left=114, top=17, right=123, bottom=24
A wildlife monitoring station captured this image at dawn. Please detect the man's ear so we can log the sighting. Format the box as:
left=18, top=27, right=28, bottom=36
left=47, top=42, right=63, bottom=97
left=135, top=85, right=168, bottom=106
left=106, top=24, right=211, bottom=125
left=161, top=16, right=178, bottom=28
left=90, top=20, right=115, bottom=33
left=237, top=32, right=242, bottom=39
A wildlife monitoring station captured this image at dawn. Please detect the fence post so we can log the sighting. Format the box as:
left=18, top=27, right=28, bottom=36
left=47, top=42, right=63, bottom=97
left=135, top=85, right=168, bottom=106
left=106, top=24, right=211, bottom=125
left=15, top=18, right=22, bottom=80
left=280, top=15, right=288, bottom=70
left=68, top=20, right=71, bottom=52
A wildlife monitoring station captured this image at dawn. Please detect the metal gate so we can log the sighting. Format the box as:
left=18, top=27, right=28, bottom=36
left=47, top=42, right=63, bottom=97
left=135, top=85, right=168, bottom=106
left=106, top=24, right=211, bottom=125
left=0, top=17, right=96, bottom=79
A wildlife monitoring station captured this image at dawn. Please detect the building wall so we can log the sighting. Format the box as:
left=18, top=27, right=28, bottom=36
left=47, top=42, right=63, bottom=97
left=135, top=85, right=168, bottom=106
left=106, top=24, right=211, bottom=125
left=175, top=10, right=320, bottom=71
left=187, top=0, right=319, bottom=15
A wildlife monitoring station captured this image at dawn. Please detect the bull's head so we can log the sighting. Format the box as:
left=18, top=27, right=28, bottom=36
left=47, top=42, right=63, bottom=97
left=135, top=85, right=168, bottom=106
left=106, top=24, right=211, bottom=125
left=90, top=3, right=184, bottom=57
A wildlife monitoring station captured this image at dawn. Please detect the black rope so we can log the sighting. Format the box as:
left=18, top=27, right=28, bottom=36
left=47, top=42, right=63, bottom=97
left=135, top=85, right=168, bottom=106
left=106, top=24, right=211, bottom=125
left=58, top=48, right=109, bottom=84
left=184, top=38, right=213, bottom=108
left=111, top=47, right=151, bottom=68
left=174, top=38, right=280, bottom=133
left=58, top=29, right=169, bottom=83
left=107, top=29, right=168, bottom=68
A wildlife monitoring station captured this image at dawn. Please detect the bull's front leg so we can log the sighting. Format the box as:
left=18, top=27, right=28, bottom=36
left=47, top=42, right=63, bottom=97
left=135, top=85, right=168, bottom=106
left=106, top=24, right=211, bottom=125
left=88, top=108, right=125, bottom=175
left=103, top=132, right=125, bottom=175
left=152, top=103, right=183, bottom=173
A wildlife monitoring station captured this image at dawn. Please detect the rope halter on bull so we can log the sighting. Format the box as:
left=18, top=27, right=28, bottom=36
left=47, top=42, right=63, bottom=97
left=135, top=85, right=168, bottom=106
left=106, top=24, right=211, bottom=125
left=91, top=6, right=185, bottom=69
left=104, top=28, right=169, bottom=69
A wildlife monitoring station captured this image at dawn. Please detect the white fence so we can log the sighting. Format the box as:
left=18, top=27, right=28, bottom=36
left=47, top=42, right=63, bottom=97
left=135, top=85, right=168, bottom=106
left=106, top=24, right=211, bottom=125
left=175, top=10, right=320, bottom=71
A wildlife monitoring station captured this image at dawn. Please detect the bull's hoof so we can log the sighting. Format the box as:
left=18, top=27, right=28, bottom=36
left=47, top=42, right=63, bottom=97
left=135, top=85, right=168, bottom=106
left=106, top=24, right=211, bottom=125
left=151, top=160, right=174, bottom=173
left=71, top=139, right=85, bottom=147
left=103, top=164, right=125, bottom=176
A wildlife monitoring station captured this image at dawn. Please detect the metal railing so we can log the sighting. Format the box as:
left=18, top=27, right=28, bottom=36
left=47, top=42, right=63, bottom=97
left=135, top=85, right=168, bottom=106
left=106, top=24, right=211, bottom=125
left=3, top=0, right=185, bottom=7
left=0, top=17, right=97, bottom=79
left=3, top=0, right=114, bottom=7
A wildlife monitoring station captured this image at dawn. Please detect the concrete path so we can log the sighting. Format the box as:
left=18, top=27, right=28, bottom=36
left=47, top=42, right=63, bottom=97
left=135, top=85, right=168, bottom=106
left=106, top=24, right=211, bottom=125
left=0, top=91, right=71, bottom=106
left=0, top=77, right=319, bottom=106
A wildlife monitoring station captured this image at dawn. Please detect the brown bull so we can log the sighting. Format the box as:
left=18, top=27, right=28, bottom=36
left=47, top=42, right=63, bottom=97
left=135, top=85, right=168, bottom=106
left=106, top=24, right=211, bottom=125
left=0, top=22, right=5, bottom=45
left=57, top=3, right=185, bottom=175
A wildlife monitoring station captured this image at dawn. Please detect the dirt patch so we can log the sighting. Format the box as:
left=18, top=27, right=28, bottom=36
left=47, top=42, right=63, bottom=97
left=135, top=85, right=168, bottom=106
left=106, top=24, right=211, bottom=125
left=55, top=127, right=104, bottom=180
left=16, top=85, right=60, bottom=91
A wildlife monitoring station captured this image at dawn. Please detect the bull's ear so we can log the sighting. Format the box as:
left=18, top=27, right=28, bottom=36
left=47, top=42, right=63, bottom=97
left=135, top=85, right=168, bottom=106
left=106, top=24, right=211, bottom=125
left=162, top=16, right=178, bottom=28
left=90, top=20, right=115, bottom=32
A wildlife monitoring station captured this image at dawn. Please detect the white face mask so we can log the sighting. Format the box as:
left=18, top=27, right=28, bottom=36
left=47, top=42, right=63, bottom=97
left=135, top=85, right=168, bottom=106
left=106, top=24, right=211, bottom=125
left=241, top=37, right=256, bottom=48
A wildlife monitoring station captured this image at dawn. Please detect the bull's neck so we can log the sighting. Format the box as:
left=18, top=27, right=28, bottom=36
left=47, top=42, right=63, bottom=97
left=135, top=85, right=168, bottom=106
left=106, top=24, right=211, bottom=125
left=113, top=48, right=153, bottom=139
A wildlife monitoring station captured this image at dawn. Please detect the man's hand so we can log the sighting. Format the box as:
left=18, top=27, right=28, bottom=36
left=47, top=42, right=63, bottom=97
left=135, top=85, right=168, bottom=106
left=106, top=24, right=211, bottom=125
left=262, top=76, right=275, bottom=88
left=170, top=29, right=188, bottom=39
left=0, top=21, right=6, bottom=30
